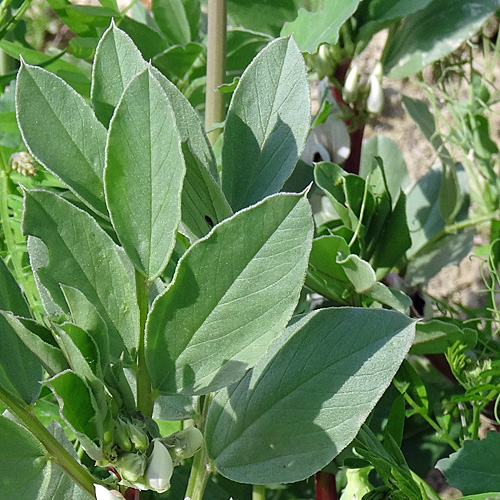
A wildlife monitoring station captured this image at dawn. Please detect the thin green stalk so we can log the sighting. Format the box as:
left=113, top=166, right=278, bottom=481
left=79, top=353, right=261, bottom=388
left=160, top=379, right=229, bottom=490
left=185, top=394, right=214, bottom=500
left=0, top=170, right=43, bottom=323
left=205, top=0, right=226, bottom=146
left=402, top=392, right=459, bottom=452
left=0, top=386, right=97, bottom=498
left=253, top=484, right=266, bottom=500
left=135, top=270, right=153, bottom=417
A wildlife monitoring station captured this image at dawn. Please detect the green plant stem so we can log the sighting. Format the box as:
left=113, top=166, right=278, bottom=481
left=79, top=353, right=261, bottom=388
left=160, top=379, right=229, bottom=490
left=402, top=392, right=459, bottom=452
left=205, top=0, right=226, bottom=146
left=0, top=386, right=96, bottom=498
left=185, top=394, right=214, bottom=500
left=135, top=270, right=153, bottom=417
left=253, top=484, right=266, bottom=500
left=0, top=170, right=43, bottom=323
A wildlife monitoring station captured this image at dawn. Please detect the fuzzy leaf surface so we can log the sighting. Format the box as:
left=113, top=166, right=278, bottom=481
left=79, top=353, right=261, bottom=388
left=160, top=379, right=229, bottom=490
left=151, top=67, right=218, bottom=181
left=16, top=63, right=107, bottom=216
left=23, top=190, right=139, bottom=358
left=180, top=143, right=232, bottom=241
left=0, top=312, right=67, bottom=377
left=0, top=312, right=42, bottom=404
left=146, top=192, right=313, bottom=395
left=105, top=68, right=185, bottom=279
left=221, top=37, right=310, bottom=211
left=91, top=22, right=147, bottom=126
left=0, top=416, right=47, bottom=498
left=206, top=307, right=415, bottom=484
left=0, top=256, right=30, bottom=317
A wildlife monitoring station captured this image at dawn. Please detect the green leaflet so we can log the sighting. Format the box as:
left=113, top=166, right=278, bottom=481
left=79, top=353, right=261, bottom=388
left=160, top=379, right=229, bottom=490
left=206, top=307, right=415, bottom=484
left=221, top=36, right=310, bottom=211
left=438, top=432, right=500, bottom=495
left=23, top=190, right=139, bottom=358
left=105, top=68, right=185, bottom=279
left=383, top=0, right=500, bottom=78
left=0, top=256, right=30, bottom=317
left=91, top=21, right=148, bottom=126
left=16, top=62, right=107, bottom=217
left=146, top=192, right=313, bottom=395
left=281, top=0, right=361, bottom=53
left=0, top=416, right=47, bottom=497
left=0, top=312, right=42, bottom=405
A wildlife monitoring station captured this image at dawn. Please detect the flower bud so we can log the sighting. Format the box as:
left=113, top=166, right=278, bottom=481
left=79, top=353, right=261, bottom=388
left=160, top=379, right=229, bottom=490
left=94, top=484, right=126, bottom=500
left=146, top=440, right=174, bottom=493
left=117, top=453, right=146, bottom=482
left=367, top=74, right=384, bottom=114
left=128, top=421, right=149, bottom=451
left=339, top=467, right=373, bottom=500
left=342, top=64, right=359, bottom=103
left=316, top=44, right=336, bottom=79
left=371, top=61, right=383, bottom=81
left=115, top=420, right=132, bottom=452
left=163, top=427, right=204, bottom=464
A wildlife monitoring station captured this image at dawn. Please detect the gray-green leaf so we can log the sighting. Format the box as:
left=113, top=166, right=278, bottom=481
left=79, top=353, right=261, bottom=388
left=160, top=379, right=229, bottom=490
left=23, top=190, right=139, bottom=358
left=206, top=307, right=415, bottom=484
left=146, top=192, right=313, bottom=395
left=438, top=431, right=500, bottom=495
left=0, top=415, right=47, bottom=498
left=16, top=62, right=108, bottom=217
left=222, top=36, right=310, bottom=211
left=0, top=256, right=30, bottom=317
left=91, top=21, right=148, bottom=126
left=0, top=312, right=42, bottom=404
left=105, top=68, right=185, bottom=279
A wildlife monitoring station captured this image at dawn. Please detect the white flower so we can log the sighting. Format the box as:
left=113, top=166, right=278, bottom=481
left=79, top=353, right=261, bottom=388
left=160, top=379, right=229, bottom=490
left=342, top=64, right=359, bottom=103
left=367, top=74, right=384, bottom=114
left=302, top=116, right=351, bottom=165
left=94, top=484, right=125, bottom=500
left=145, top=440, right=174, bottom=493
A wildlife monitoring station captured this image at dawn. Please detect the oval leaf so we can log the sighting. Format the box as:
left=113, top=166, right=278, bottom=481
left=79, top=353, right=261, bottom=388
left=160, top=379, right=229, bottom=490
left=206, top=307, right=415, bottom=484
left=146, top=192, right=313, bottom=395
left=221, top=36, right=310, bottom=211
left=16, top=62, right=108, bottom=216
left=105, top=68, right=185, bottom=279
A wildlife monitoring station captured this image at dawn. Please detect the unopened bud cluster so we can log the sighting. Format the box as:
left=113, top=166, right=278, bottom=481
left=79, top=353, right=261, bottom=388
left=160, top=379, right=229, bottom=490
left=342, top=61, right=384, bottom=115
left=10, top=151, right=37, bottom=176
left=96, top=417, right=203, bottom=497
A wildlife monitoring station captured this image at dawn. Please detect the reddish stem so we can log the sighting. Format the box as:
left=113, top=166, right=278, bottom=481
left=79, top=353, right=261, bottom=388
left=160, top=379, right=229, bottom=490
left=343, top=124, right=365, bottom=174
left=329, top=61, right=365, bottom=175
left=315, top=471, right=337, bottom=500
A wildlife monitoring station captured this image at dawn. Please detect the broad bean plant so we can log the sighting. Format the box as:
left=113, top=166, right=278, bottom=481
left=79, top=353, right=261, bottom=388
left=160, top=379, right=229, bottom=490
left=0, top=23, right=416, bottom=499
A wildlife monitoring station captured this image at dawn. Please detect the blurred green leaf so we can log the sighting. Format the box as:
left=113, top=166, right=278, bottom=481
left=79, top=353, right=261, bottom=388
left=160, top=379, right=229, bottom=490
left=281, top=0, right=361, bottom=53
left=438, top=432, right=500, bottom=495
left=383, top=0, right=500, bottom=78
